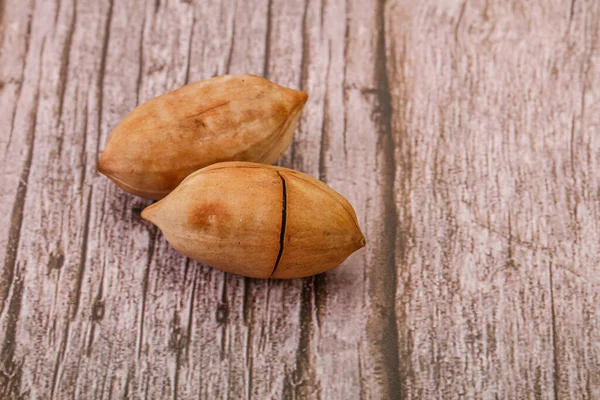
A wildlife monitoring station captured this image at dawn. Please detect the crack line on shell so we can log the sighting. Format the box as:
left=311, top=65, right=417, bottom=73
left=269, top=172, right=287, bottom=277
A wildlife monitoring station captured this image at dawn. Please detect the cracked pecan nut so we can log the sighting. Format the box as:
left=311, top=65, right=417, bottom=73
left=140, top=162, right=366, bottom=279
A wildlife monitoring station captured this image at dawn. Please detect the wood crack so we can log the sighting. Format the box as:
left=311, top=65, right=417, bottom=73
left=269, top=172, right=287, bottom=278
left=184, top=259, right=197, bottom=361
left=454, top=0, right=466, bottom=43
left=0, top=36, right=45, bottom=316
left=136, top=228, right=156, bottom=360
left=373, top=0, right=403, bottom=397
left=318, top=42, right=331, bottom=183
left=262, top=0, right=272, bottom=78
left=5, top=3, right=35, bottom=154
left=50, top=312, right=71, bottom=400
left=78, top=99, right=88, bottom=190
left=56, top=0, right=77, bottom=137
left=244, top=317, right=254, bottom=400
left=0, top=272, right=24, bottom=396
left=135, top=5, right=147, bottom=106
left=184, top=14, right=196, bottom=85
left=569, top=0, right=576, bottom=27
left=85, top=265, right=104, bottom=357
left=288, top=277, right=322, bottom=399
left=291, top=0, right=311, bottom=167
left=94, top=0, right=114, bottom=157
left=224, top=1, right=237, bottom=74
left=342, top=9, right=348, bottom=162
left=72, top=187, right=93, bottom=318
left=217, top=276, right=229, bottom=361
left=0, top=0, right=7, bottom=43
left=549, top=261, right=560, bottom=399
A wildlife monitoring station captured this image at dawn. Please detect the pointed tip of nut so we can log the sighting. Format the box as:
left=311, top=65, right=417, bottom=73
left=141, top=202, right=159, bottom=223
left=280, top=85, right=308, bottom=111
left=291, top=90, right=308, bottom=111
left=354, top=231, right=366, bottom=251
left=296, top=90, right=308, bottom=105
left=97, top=147, right=121, bottom=178
left=97, top=152, right=110, bottom=176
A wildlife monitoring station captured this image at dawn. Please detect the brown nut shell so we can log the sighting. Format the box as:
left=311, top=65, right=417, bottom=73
left=141, top=162, right=365, bottom=279
left=98, top=74, right=308, bottom=199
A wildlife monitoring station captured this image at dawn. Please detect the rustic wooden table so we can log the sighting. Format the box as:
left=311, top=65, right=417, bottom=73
left=1, top=0, right=599, bottom=399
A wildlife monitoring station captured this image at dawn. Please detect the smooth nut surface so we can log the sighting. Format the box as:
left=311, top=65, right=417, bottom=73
left=98, top=74, right=308, bottom=199
left=141, top=162, right=366, bottom=279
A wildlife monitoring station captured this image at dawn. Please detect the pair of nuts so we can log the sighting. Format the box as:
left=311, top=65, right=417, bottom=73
left=99, top=74, right=365, bottom=278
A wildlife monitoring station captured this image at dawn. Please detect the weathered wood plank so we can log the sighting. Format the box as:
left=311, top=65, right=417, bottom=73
left=1, top=0, right=599, bottom=399
left=0, top=7, right=38, bottom=393
left=170, top=1, right=304, bottom=399
left=285, top=0, right=405, bottom=398
left=345, top=0, right=404, bottom=397
left=1, top=0, right=118, bottom=398
left=0, top=0, right=310, bottom=398
left=0, top=0, right=36, bottom=321
left=385, top=0, right=600, bottom=398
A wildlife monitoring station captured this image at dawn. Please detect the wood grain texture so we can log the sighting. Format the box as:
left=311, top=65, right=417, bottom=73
left=385, top=0, right=600, bottom=398
left=0, top=0, right=599, bottom=399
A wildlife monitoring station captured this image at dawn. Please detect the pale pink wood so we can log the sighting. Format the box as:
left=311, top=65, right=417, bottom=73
left=0, top=0, right=599, bottom=399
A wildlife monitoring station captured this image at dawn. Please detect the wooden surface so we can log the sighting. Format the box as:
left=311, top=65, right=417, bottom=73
left=1, top=0, right=599, bottom=398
